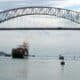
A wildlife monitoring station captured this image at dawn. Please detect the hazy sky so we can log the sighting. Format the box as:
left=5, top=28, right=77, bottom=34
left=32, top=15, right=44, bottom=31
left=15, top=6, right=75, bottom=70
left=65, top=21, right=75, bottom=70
left=0, top=0, right=80, bottom=56
left=0, top=0, right=80, bottom=11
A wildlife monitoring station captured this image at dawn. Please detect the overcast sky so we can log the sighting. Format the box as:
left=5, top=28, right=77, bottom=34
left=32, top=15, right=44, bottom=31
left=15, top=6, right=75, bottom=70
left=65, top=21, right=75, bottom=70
left=0, top=0, right=80, bottom=56
left=0, top=0, right=80, bottom=11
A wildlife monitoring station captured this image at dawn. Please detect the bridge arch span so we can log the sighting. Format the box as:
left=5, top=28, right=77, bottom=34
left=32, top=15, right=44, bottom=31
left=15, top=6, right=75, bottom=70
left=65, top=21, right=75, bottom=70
left=0, top=6, right=80, bottom=24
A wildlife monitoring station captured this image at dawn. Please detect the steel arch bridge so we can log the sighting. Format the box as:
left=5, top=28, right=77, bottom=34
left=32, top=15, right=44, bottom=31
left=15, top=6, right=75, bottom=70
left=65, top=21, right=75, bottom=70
left=0, top=6, right=80, bottom=24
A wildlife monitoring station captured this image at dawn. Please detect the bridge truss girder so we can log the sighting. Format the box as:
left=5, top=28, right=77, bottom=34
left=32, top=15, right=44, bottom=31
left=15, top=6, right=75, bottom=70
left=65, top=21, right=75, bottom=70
left=0, top=6, right=80, bottom=24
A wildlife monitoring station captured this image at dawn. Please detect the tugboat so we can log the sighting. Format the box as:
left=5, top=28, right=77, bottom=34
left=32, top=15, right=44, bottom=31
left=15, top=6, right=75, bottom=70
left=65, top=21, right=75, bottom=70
left=12, top=42, right=29, bottom=58
left=59, top=55, right=64, bottom=60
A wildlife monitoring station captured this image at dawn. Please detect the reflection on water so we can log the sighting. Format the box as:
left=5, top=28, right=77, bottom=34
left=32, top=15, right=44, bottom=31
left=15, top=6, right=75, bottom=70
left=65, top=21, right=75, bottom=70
left=60, top=65, right=65, bottom=80
left=0, top=56, right=80, bottom=80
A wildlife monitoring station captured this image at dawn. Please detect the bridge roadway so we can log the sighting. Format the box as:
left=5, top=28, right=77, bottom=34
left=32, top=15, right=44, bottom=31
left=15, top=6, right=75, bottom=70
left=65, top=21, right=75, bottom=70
left=0, top=27, right=80, bottom=30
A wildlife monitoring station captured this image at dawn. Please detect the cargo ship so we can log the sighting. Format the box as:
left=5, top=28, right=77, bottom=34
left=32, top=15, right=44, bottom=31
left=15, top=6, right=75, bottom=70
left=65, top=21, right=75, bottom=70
left=12, top=42, right=29, bottom=58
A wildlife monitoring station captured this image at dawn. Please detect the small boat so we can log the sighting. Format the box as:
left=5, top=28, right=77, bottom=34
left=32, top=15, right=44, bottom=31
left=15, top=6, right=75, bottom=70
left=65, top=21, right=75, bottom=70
left=59, top=55, right=64, bottom=60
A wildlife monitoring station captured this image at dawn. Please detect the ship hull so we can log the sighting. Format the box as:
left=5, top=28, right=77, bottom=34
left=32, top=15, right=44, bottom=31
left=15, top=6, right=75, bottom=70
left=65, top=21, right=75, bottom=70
left=12, top=52, right=24, bottom=58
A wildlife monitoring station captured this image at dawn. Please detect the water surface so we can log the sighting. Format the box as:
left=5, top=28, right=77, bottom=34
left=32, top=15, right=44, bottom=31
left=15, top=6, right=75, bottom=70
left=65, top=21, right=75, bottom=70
left=0, top=57, right=80, bottom=80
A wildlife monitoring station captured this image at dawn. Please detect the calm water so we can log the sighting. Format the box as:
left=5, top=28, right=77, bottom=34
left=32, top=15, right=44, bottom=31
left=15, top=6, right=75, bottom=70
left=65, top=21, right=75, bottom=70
left=0, top=56, right=80, bottom=80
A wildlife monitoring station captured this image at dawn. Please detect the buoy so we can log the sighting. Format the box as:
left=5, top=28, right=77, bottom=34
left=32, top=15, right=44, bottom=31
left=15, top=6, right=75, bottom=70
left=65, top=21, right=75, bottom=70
left=60, top=61, right=65, bottom=65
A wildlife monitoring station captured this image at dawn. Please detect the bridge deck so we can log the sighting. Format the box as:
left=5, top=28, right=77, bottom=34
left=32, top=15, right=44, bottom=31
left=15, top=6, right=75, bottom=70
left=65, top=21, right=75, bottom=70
left=0, top=27, right=80, bottom=30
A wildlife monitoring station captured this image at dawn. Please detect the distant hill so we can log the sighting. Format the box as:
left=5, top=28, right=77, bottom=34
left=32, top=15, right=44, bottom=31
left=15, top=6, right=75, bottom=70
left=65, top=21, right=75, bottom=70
left=0, top=51, right=6, bottom=56
left=0, top=51, right=11, bottom=57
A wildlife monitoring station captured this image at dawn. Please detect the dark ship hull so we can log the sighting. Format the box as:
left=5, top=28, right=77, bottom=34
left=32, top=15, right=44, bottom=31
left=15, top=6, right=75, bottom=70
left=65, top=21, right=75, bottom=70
left=12, top=48, right=28, bottom=58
